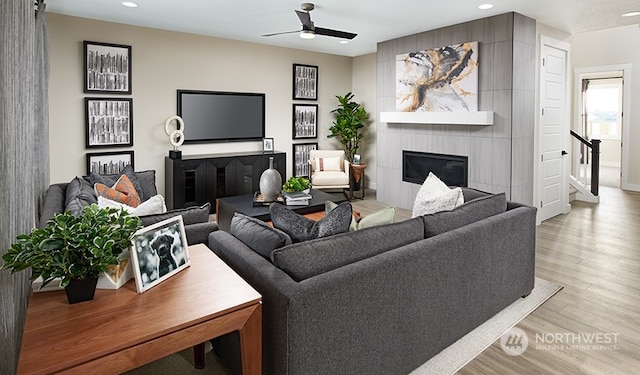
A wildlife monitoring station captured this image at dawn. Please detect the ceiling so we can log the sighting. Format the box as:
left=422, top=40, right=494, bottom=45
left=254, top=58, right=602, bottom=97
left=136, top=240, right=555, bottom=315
left=46, top=0, right=640, bottom=57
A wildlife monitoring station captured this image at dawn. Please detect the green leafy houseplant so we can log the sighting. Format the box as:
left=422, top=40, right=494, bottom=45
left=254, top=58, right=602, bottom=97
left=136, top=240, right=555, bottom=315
left=282, top=176, right=311, bottom=192
left=328, top=92, right=370, bottom=163
left=1, top=204, right=142, bottom=289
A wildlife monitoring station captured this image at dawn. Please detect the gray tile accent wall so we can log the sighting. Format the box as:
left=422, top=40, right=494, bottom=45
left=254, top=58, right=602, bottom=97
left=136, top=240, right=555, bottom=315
left=376, top=12, right=535, bottom=209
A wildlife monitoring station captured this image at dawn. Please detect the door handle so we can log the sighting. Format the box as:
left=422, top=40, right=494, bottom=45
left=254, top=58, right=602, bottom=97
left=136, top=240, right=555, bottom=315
left=561, top=150, right=568, bottom=155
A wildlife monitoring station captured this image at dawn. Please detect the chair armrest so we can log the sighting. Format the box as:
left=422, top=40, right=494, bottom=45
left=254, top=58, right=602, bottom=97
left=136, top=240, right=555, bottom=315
left=343, top=160, right=350, bottom=179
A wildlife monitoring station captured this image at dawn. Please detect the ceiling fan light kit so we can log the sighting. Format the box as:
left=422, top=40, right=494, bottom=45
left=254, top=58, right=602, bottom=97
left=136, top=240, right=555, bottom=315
left=263, top=2, right=357, bottom=40
left=300, top=30, right=316, bottom=39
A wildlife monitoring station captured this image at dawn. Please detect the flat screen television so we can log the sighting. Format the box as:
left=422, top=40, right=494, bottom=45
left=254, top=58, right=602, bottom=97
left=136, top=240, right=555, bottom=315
left=177, top=90, right=265, bottom=143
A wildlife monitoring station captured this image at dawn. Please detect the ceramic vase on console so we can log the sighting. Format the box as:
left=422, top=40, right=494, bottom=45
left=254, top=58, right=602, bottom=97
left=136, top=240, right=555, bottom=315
left=260, top=157, right=282, bottom=201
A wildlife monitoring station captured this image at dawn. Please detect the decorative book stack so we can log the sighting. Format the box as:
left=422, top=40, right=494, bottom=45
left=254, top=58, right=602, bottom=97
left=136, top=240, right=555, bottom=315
left=283, top=191, right=312, bottom=206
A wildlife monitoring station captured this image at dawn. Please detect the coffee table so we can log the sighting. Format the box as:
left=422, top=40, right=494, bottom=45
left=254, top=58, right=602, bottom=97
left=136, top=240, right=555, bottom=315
left=17, top=244, right=262, bottom=375
left=217, top=189, right=346, bottom=232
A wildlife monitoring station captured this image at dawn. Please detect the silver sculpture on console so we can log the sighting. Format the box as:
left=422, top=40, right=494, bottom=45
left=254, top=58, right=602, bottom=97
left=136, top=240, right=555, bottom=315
left=165, top=115, right=185, bottom=159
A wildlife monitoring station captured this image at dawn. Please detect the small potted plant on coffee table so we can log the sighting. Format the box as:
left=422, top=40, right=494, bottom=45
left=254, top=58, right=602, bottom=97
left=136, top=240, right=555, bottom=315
left=282, top=176, right=311, bottom=193
left=1, top=205, right=142, bottom=304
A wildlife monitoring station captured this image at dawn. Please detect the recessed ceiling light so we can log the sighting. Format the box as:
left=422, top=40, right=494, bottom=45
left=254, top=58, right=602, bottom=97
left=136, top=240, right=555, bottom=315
left=478, top=4, right=494, bottom=10
left=622, top=11, right=640, bottom=17
left=339, top=40, right=349, bottom=44
left=122, top=2, right=139, bottom=7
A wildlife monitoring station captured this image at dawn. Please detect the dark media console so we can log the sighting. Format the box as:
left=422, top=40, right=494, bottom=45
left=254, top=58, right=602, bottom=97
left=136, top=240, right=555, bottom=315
left=165, top=151, right=286, bottom=213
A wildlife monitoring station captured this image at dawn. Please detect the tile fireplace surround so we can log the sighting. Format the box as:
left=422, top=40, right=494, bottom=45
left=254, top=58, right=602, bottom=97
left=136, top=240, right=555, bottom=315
left=376, top=12, right=536, bottom=211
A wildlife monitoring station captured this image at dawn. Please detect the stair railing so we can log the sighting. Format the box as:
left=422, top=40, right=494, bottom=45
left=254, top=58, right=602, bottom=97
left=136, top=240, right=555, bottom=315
left=570, top=130, right=601, bottom=196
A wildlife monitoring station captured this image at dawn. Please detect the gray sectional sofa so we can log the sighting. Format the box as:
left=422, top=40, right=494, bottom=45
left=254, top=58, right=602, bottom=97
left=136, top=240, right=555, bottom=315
left=40, top=170, right=218, bottom=244
left=208, top=188, right=536, bottom=375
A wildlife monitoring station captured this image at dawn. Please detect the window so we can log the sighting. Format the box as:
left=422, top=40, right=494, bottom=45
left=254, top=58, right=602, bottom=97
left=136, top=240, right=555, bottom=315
left=585, top=78, right=622, bottom=140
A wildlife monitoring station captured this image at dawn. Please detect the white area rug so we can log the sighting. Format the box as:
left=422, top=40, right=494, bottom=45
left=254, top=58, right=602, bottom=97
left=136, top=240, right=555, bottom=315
left=127, top=277, right=561, bottom=375
left=410, top=277, right=562, bottom=375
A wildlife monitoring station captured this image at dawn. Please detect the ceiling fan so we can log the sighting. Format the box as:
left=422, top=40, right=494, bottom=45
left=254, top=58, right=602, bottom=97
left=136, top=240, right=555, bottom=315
left=262, top=3, right=357, bottom=40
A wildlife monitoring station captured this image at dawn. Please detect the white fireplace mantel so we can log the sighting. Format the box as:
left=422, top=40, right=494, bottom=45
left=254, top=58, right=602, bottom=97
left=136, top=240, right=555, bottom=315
left=379, top=111, right=494, bottom=126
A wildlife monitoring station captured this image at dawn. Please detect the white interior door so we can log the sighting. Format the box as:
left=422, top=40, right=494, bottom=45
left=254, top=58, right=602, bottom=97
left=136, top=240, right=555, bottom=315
left=539, top=37, right=570, bottom=221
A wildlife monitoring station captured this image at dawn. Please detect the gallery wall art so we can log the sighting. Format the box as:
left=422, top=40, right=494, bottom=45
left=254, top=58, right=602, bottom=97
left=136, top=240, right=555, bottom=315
left=396, top=41, right=478, bottom=112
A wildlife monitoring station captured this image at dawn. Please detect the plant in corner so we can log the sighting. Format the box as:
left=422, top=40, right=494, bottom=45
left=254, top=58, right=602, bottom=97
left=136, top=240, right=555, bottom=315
left=1, top=205, right=142, bottom=303
left=328, top=92, right=370, bottom=163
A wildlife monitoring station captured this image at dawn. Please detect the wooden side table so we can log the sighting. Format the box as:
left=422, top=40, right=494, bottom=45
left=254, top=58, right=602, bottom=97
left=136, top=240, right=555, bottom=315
left=17, top=244, right=262, bottom=375
left=348, top=163, right=367, bottom=200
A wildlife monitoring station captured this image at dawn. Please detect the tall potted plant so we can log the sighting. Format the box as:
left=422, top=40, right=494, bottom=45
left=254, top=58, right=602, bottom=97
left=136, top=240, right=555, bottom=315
left=1, top=205, right=142, bottom=303
left=328, top=92, right=370, bottom=163
left=328, top=92, right=370, bottom=191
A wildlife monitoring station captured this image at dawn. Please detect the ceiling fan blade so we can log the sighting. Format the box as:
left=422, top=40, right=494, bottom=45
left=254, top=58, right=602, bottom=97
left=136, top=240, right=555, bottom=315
left=261, top=30, right=300, bottom=37
left=314, top=27, right=357, bottom=40
left=295, top=10, right=313, bottom=30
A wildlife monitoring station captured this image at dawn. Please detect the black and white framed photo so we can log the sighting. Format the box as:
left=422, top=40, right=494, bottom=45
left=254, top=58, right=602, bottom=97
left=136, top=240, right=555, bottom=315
left=292, top=63, right=318, bottom=100
left=86, top=150, right=134, bottom=175
left=263, top=137, right=274, bottom=153
left=293, top=142, right=318, bottom=177
left=292, top=104, right=318, bottom=139
left=84, top=40, right=132, bottom=94
left=85, top=97, right=133, bottom=148
left=130, top=216, right=190, bottom=293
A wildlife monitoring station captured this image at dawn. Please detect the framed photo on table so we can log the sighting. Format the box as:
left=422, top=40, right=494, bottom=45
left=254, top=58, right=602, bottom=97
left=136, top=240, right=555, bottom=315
left=85, top=97, right=133, bottom=148
left=130, top=216, right=190, bottom=293
left=292, top=63, right=318, bottom=100
left=84, top=40, right=132, bottom=94
left=263, top=137, right=274, bottom=152
left=292, top=104, right=318, bottom=139
left=86, top=150, right=134, bottom=175
left=292, top=142, right=318, bottom=177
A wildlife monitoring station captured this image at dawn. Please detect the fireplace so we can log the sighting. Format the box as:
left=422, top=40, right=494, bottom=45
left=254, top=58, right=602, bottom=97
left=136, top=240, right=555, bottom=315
left=403, top=151, right=468, bottom=187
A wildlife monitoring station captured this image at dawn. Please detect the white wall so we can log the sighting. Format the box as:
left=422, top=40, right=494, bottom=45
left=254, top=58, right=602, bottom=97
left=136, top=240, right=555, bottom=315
left=571, top=25, right=640, bottom=189
left=47, top=14, right=355, bottom=196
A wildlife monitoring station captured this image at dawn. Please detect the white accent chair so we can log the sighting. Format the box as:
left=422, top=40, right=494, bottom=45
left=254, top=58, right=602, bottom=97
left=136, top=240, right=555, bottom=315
left=308, top=149, right=350, bottom=191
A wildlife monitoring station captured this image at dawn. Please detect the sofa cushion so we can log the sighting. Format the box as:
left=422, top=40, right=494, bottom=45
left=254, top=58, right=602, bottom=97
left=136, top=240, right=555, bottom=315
left=412, top=172, right=464, bottom=217
left=94, top=174, right=142, bottom=207
left=310, top=171, right=349, bottom=186
left=270, top=201, right=352, bottom=243
left=230, top=213, right=292, bottom=259
left=138, top=202, right=210, bottom=226
left=422, top=192, right=507, bottom=238
left=87, top=166, right=157, bottom=201
left=271, top=217, right=425, bottom=281
left=64, top=176, right=98, bottom=215
left=461, top=187, right=492, bottom=202
left=325, top=201, right=396, bottom=231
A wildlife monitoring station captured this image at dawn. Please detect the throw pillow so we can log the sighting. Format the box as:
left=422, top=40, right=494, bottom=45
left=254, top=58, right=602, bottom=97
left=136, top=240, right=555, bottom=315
left=64, top=176, right=98, bottom=215
left=270, top=201, right=352, bottom=242
left=97, top=194, right=167, bottom=216
left=94, top=174, right=142, bottom=208
left=422, top=192, right=507, bottom=238
left=314, top=156, right=342, bottom=171
left=230, top=213, right=292, bottom=259
left=411, top=172, right=464, bottom=217
left=87, top=166, right=157, bottom=201
left=325, top=201, right=396, bottom=231
left=138, top=202, right=211, bottom=226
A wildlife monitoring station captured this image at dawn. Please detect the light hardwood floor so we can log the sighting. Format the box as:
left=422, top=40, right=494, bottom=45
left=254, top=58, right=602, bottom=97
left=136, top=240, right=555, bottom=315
left=351, top=187, right=640, bottom=375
